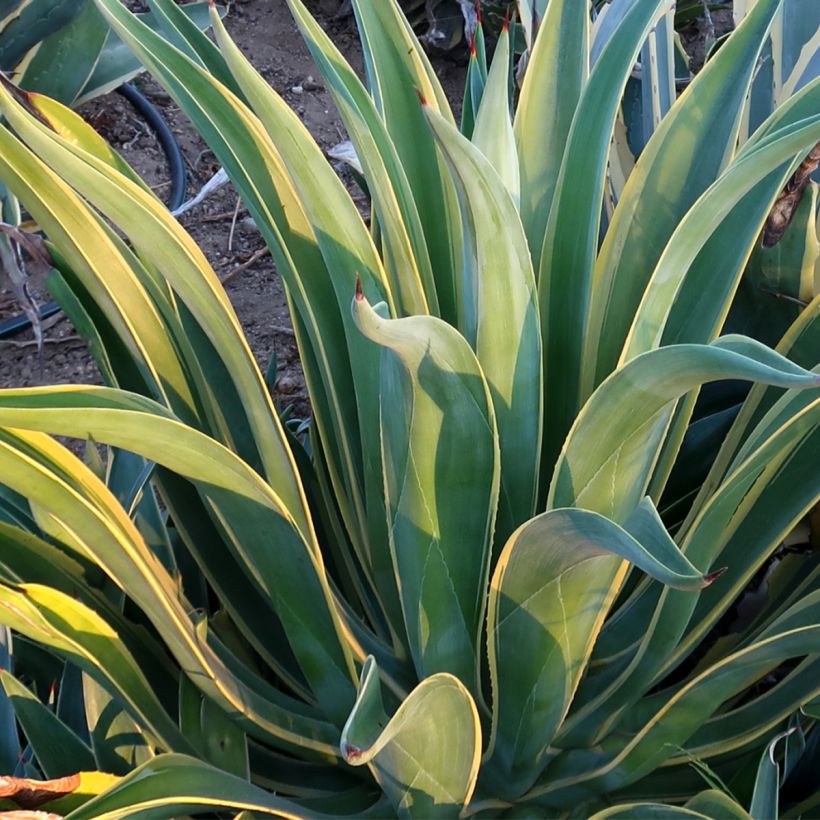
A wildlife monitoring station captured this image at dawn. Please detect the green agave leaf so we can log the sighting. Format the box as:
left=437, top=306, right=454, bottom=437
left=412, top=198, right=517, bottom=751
left=88, top=0, right=396, bottom=640
left=0, top=424, right=341, bottom=755
left=622, top=110, right=820, bottom=361
left=16, top=0, right=108, bottom=107
left=352, top=291, right=499, bottom=692
left=351, top=0, right=462, bottom=324
left=460, top=33, right=485, bottom=140
left=514, top=0, right=587, bottom=266
left=423, top=103, right=540, bottom=546
left=749, top=730, right=791, bottom=819
left=0, top=120, right=195, bottom=418
left=530, top=625, right=820, bottom=806
left=208, top=7, right=404, bottom=641
left=803, top=696, right=820, bottom=721
left=684, top=293, right=820, bottom=527
left=27, top=90, right=153, bottom=194
left=76, top=3, right=218, bottom=105
left=471, top=24, right=518, bottom=206
left=666, top=427, right=820, bottom=682
left=675, top=656, right=820, bottom=763
left=684, top=789, right=753, bottom=819
left=484, top=505, right=718, bottom=800
left=142, top=0, right=240, bottom=100
left=0, top=626, right=19, bottom=774
left=559, top=387, right=819, bottom=747
left=287, top=0, right=435, bottom=317
left=0, top=386, right=359, bottom=727
left=64, top=754, right=317, bottom=819
left=538, top=0, right=672, bottom=475
left=0, top=81, right=314, bottom=540
left=0, top=0, right=81, bottom=70
left=590, top=805, right=711, bottom=818
left=199, top=690, right=249, bottom=780
left=549, top=335, right=820, bottom=519
left=83, top=672, right=154, bottom=776
left=0, top=670, right=96, bottom=778
left=639, top=82, right=820, bottom=503
left=0, top=577, right=189, bottom=755
left=585, top=0, right=783, bottom=392
left=340, top=657, right=481, bottom=819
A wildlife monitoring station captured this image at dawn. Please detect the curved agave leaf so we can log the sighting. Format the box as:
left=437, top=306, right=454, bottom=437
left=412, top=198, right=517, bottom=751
left=562, top=392, right=820, bottom=747
left=340, top=657, right=481, bottom=819
left=514, top=0, right=587, bottom=266
left=585, top=0, right=784, bottom=392
left=63, top=754, right=316, bottom=819
left=685, top=790, right=752, bottom=819
left=684, top=294, right=820, bottom=527
left=591, top=787, right=754, bottom=819
left=590, top=805, right=712, bottom=819
left=0, top=81, right=314, bottom=540
left=352, top=291, right=499, bottom=692
left=142, top=0, right=240, bottom=102
left=423, top=103, right=541, bottom=546
left=0, top=579, right=189, bottom=755
left=538, top=0, right=672, bottom=475
left=483, top=505, right=720, bottom=799
left=0, top=425, right=342, bottom=754
left=0, top=123, right=194, bottom=419
left=549, top=336, right=820, bottom=519
left=0, top=386, right=359, bottom=725
left=530, top=625, right=820, bottom=806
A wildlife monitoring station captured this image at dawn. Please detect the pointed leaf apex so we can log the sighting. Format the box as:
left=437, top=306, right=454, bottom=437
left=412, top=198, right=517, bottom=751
left=475, top=0, right=482, bottom=25
left=502, top=8, right=510, bottom=31
left=414, top=86, right=428, bottom=107
left=469, top=33, right=477, bottom=58
left=704, top=567, right=728, bottom=585
left=354, top=274, right=364, bottom=301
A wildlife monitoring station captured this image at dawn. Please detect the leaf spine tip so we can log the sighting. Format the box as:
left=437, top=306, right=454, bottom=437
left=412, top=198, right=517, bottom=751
left=703, top=567, right=728, bottom=585
left=475, top=0, right=482, bottom=24
left=354, top=274, right=364, bottom=301
left=414, top=87, right=428, bottom=106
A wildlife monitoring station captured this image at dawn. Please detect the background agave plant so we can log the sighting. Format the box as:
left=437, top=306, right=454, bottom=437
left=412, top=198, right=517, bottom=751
left=0, top=0, right=818, bottom=816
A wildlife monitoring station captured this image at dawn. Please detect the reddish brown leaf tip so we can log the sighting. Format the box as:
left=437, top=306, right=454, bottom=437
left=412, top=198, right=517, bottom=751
left=502, top=7, right=510, bottom=30
left=475, top=0, right=482, bottom=24
left=414, top=86, right=428, bottom=106
left=341, top=741, right=363, bottom=762
left=469, top=33, right=477, bottom=57
left=354, top=274, right=364, bottom=301
left=704, top=567, right=728, bottom=585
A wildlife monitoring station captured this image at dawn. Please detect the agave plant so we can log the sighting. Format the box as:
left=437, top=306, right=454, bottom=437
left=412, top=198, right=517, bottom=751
left=0, top=0, right=818, bottom=816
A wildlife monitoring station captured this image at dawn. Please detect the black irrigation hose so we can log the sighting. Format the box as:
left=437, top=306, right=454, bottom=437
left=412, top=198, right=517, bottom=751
left=0, top=82, right=187, bottom=340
